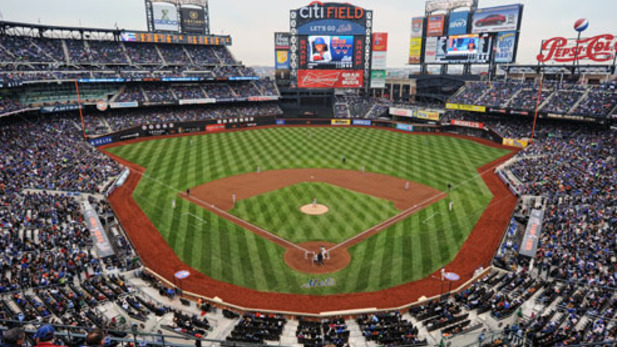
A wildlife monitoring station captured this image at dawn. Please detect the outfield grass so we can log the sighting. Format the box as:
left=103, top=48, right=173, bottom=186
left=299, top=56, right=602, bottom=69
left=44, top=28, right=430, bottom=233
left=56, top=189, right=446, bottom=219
left=106, top=127, right=510, bottom=294
left=229, top=182, right=400, bottom=244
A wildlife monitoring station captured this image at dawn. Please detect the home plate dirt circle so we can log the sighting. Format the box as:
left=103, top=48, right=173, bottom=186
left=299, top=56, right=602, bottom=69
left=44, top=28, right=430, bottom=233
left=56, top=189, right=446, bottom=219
left=284, top=242, right=351, bottom=274
left=300, top=203, right=329, bottom=215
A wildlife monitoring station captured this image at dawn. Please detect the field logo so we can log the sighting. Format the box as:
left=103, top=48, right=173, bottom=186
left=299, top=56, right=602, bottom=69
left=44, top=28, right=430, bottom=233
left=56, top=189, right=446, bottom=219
left=302, top=277, right=336, bottom=288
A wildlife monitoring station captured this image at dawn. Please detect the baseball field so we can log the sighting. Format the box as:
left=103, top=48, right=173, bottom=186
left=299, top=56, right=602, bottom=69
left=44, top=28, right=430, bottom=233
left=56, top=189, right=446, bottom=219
left=105, top=126, right=511, bottom=296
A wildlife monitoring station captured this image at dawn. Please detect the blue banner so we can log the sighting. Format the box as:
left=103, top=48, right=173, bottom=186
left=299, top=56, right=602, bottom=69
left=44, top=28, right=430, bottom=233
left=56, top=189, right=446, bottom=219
left=298, top=19, right=367, bottom=35
left=494, top=31, right=517, bottom=63
left=275, top=119, right=286, bottom=125
left=448, top=11, right=469, bottom=35
left=396, top=123, right=414, bottom=132
left=352, top=119, right=372, bottom=126
left=89, top=136, right=113, bottom=147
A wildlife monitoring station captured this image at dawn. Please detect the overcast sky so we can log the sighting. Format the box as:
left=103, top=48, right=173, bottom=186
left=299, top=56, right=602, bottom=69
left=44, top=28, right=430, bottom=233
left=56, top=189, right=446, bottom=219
left=1, top=0, right=614, bottom=68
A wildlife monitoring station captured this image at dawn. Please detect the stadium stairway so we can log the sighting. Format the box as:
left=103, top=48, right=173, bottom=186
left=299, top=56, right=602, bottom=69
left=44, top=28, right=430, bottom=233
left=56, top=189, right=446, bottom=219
left=504, top=88, right=524, bottom=109
left=567, top=87, right=592, bottom=115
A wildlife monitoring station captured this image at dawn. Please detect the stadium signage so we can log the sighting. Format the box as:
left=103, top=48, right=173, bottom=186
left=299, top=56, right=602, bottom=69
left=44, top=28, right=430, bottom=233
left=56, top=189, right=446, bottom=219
left=297, top=70, right=363, bottom=88
left=275, top=119, right=286, bottom=125
left=502, top=138, right=529, bottom=148
left=88, top=136, right=113, bottom=147
left=331, top=119, right=351, bottom=125
left=206, top=124, right=226, bottom=132
left=445, top=103, right=486, bottom=113
left=352, top=119, right=372, bottom=126
left=298, top=3, right=365, bottom=21
left=519, top=209, right=544, bottom=257
left=301, top=277, right=336, bottom=288
left=451, top=119, right=484, bottom=129
left=537, top=34, right=617, bottom=63
left=395, top=123, right=414, bottom=132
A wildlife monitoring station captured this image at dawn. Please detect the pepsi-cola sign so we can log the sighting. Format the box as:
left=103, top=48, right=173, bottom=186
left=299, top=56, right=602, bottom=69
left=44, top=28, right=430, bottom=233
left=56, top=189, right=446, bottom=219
left=537, top=34, right=617, bottom=63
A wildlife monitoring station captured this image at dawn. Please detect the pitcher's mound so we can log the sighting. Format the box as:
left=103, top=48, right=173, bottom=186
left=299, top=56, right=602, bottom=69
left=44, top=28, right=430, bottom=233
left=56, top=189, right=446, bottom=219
left=300, top=204, right=329, bottom=215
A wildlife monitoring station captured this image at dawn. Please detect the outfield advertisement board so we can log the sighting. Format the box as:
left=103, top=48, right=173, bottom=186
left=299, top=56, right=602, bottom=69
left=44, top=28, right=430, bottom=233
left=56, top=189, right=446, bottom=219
left=389, top=107, right=414, bottom=117
left=424, top=37, right=438, bottom=63
left=411, top=17, right=424, bottom=38
left=451, top=119, right=484, bottom=129
left=370, top=70, right=386, bottom=88
left=89, top=136, right=113, bottom=147
left=417, top=110, right=440, bottom=121
left=331, top=119, right=351, bottom=125
left=445, top=103, right=486, bottom=113
left=396, top=123, right=414, bottom=132
left=472, top=5, right=522, bottom=33
left=352, top=119, right=372, bottom=126
left=502, top=138, right=529, bottom=148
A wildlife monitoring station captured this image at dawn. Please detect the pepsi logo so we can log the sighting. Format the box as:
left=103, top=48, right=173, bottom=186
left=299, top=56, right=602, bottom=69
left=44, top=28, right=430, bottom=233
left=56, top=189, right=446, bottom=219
left=574, top=18, right=589, bottom=32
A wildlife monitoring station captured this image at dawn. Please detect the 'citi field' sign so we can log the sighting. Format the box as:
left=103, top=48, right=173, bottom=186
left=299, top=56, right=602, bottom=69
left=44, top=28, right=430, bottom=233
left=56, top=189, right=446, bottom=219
left=296, top=2, right=366, bottom=23
left=537, top=34, right=617, bottom=63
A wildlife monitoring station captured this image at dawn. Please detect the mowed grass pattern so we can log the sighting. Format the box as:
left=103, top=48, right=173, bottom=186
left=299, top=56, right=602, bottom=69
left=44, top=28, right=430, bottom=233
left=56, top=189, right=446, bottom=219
left=229, top=182, right=400, bottom=244
left=106, top=127, right=510, bottom=294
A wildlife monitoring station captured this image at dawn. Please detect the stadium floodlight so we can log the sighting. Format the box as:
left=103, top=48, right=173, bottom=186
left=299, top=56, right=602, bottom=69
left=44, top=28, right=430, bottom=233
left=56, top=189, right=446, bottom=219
left=179, top=0, right=206, bottom=7
left=425, top=0, right=476, bottom=13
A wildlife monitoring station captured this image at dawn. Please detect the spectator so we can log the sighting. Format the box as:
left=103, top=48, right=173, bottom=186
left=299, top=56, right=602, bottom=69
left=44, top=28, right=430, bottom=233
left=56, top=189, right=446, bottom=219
left=1, top=328, right=25, bottom=347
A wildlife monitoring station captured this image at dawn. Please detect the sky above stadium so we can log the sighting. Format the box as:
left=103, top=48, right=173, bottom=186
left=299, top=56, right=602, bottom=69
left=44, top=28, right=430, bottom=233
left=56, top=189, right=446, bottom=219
left=1, top=0, right=614, bottom=68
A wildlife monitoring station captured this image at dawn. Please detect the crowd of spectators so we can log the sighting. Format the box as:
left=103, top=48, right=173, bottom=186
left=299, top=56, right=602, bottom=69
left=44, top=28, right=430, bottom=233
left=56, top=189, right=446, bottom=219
left=450, top=81, right=617, bottom=118
left=83, top=103, right=282, bottom=135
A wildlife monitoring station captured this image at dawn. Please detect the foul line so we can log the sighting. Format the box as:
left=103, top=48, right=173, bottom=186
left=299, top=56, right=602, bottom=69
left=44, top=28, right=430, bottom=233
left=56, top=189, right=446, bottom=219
left=328, top=157, right=508, bottom=252
left=181, top=212, right=209, bottom=226
left=422, top=212, right=441, bottom=224
left=117, top=165, right=310, bottom=253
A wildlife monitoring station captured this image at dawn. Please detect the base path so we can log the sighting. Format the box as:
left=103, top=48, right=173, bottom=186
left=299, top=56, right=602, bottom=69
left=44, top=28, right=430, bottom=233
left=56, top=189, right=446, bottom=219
left=185, top=168, right=440, bottom=211
left=101, top=128, right=519, bottom=314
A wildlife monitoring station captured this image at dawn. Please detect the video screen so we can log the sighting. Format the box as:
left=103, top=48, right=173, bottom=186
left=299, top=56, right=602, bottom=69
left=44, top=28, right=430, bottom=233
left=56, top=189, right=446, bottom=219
left=307, top=35, right=355, bottom=69
left=435, top=33, right=492, bottom=63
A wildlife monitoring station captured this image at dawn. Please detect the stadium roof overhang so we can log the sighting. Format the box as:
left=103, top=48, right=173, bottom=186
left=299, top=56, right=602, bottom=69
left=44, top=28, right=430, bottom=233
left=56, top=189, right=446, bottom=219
left=0, top=20, right=122, bottom=36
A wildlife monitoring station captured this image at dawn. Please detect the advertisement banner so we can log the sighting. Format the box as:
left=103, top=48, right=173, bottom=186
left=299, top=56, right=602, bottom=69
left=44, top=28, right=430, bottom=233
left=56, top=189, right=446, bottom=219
left=396, top=123, right=414, bottom=132
left=40, top=105, right=80, bottom=114
left=297, top=70, right=364, bottom=88
left=370, top=70, right=386, bottom=89
left=451, top=119, right=484, bottom=129
left=110, top=101, right=139, bottom=109
left=180, top=7, right=206, bottom=33
left=152, top=2, right=180, bottom=32
left=519, top=209, right=544, bottom=257
left=448, top=11, right=469, bottom=35
left=206, top=124, right=226, bottom=132
left=88, top=136, right=113, bottom=147
left=83, top=201, right=115, bottom=258
left=331, top=119, right=351, bottom=125
left=537, top=34, right=617, bottom=64
left=274, top=32, right=290, bottom=49
left=445, top=103, right=486, bottom=113
left=275, top=119, right=286, bottom=125
left=424, top=37, right=438, bottom=63
left=502, top=138, right=529, bottom=148
left=371, top=51, right=387, bottom=70
left=472, top=5, right=522, bottom=33
left=411, top=17, right=424, bottom=38
left=275, top=49, right=290, bottom=70
left=352, top=119, right=372, bottom=126
left=409, top=37, right=422, bottom=64
left=372, top=33, right=388, bottom=52
left=427, top=15, right=445, bottom=37
left=417, top=110, right=440, bottom=121
left=178, top=98, right=216, bottom=105
left=495, top=31, right=517, bottom=63
left=389, top=107, right=415, bottom=117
